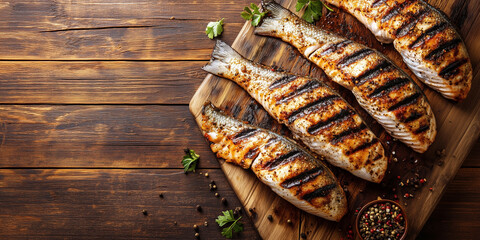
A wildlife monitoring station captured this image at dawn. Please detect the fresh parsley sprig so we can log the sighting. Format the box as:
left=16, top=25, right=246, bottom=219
left=181, top=149, right=200, bottom=172
left=216, top=210, right=244, bottom=239
left=241, top=3, right=267, bottom=26
left=206, top=18, right=224, bottom=39
left=296, top=0, right=333, bottom=23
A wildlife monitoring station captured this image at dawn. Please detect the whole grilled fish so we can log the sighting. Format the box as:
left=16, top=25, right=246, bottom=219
left=324, top=0, right=472, bottom=101
left=256, top=1, right=436, bottom=153
left=200, top=103, right=347, bottom=221
left=203, top=40, right=387, bottom=183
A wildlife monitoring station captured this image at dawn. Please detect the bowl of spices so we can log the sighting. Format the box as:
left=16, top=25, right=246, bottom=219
left=355, top=199, right=407, bottom=240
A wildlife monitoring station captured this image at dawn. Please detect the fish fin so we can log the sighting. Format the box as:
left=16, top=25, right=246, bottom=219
left=202, top=40, right=241, bottom=76
left=255, top=1, right=290, bottom=36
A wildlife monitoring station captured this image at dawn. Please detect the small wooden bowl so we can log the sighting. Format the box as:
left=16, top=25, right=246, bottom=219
left=355, top=199, right=408, bottom=240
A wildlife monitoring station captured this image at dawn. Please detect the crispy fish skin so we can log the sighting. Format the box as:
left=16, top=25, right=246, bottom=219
left=255, top=1, right=436, bottom=153
left=325, top=0, right=472, bottom=101
left=200, top=103, right=347, bottom=221
left=203, top=40, right=386, bottom=183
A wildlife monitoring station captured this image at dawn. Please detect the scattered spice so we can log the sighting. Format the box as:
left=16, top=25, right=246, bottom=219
left=196, top=205, right=202, bottom=212
left=205, top=173, right=209, bottom=178
left=159, top=193, right=164, bottom=198
left=194, top=224, right=199, bottom=232
left=221, top=197, right=228, bottom=206
left=267, top=215, right=273, bottom=222
left=195, top=232, right=200, bottom=238
left=204, top=221, right=208, bottom=227
left=142, top=210, right=148, bottom=216
left=287, top=219, right=292, bottom=224
left=233, top=207, right=242, bottom=216
left=301, top=232, right=307, bottom=239
left=215, top=193, right=220, bottom=198
left=358, top=202, right=405, bottom=240
left=169, top=16, right=175, bottom=20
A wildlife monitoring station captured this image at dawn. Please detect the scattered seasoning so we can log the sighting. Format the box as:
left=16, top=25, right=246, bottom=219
left=204, top=221, right=208, bottom=227
left=195, top=232, right=200, bottom=238
left=358, top=202, right=406, bottom=240
left=159, top=193, right=164, bottom=198
left=196, top=205, right=202, bottom=212
left=397, top=175, right=401, bottom=180
left=205, top=173, right=209, bottom=178
left=170, top=16, right=175, bottom=20
left=301, top=232, right=307, bottom=239
left=174, top=221, right=177, bottom=225
left=287, top=219, right=292, bottom=224
left=142, top=210, right=148, bottom=216
left=233, top=207, right=242, bottom=216
left=194, top=224, right=199, bottom=232
left=215, top=192, right=220, bottom=198
left=221, top=197, right=228, bottom=206
left=267, top=215, right=273, bottom=222
left=429, top=187, right=433, bottom=191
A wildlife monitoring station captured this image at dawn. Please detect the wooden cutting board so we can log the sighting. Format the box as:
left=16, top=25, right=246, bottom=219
left=189, top=0, right=480, bottom=239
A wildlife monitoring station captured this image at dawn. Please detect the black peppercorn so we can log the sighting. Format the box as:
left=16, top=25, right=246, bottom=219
left=267, top=215, right=273, bottom=222
left=196, top=205, right=202, bottom=212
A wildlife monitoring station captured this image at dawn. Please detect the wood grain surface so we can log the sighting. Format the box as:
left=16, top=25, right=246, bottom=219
left=0, top=0, right=478, bottom=239
left=190, top=0, right=480, bottom=239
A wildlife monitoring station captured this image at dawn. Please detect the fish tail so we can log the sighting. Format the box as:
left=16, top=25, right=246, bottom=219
left=202, top=40, right=241, bottom=76
left=255, top=1, right=289, bottom=36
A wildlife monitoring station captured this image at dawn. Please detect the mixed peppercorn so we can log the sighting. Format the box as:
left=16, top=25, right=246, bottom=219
left=358, top=201, right=406, bottom=240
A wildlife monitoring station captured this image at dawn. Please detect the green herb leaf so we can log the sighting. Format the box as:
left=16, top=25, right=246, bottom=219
left=216, top=210, right=244, bottom=239
left=241, top=3, right=267, bottom=26
left=296, top=0, right=333, bottom=23
left=205, top=18, right=224, bottom=39
left=181, top=149, right=200, bottom=172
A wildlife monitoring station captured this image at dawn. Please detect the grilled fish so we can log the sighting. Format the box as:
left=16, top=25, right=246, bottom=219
left=203, top=40, right=387, bottom=183
left=200, top=102, right=347, bottom=221
left=256, top=1, right=436, bottom=153
left=324, top=0, right=472, bottom=101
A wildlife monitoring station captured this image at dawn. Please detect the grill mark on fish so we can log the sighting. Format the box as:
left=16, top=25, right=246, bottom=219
left=276, top=81, right=322, bottom=105
left=414, top=124, right=430, bottom=134
left=244, top=147, right=259, bottom=159
left=280, top=167, right=324, bottom=189
left=439, top=58, right=468, bottom=79
left=409, top=22, right=447, bottom=48
left=346, top=138, right=379, bottom=156
left=320, top=40, right=353, bottom=56
left=331, top=124, right=367, bottom=145
left=354, top=60, right=392, bottom=86
left=269, top=75, right=298, bottom=90
left=425, top=39, right=462, bottom=61
left=302, top=184, right=337, bottom=201
left=307, top=109, right=354, bottom=135
left=337, top=49, right=374, bottom=68
left=371, top=0, right=387, bottom=8
left=232, top=128, right=260, bottom=143
left=381, top=0, right=416, bottom=23
left=388, top=93, right=421, bottom=111
left=263, top=150, right=302, bottom=170
left=403, top=112, right=423, bottom=123
left=265, top=137, right=279, bottom=147
left=368, top=78, right=410, bottom=98
left=395, top=9, right=430, bottom=37
left=287, top=95, right=340, bottom=123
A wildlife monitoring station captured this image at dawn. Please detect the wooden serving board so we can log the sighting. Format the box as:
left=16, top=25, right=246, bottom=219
left=190, top=0, right=480, bottom=239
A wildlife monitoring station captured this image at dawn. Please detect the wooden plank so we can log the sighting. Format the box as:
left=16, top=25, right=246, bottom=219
left=0, top=169, right=261, bottom=239
left=0, top=105, right=219, bottom=168
left=189, top=0, right=480, bottom=239
left=419, top=168, right=480, bottom=240
left=0, top=0, right=252, bottom=60
left=463, top=139, right=480, bottom=167
left=0, top=61, right=206, bottom=104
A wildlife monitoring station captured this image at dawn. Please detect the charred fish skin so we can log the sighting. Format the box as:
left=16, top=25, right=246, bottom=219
left=255, top=1, right=436, bottom=153
left=203, top=40, right=387, bottom=183
left=200, top=103, right=347, bottom=221
left=325, top=0, right=472, bottom=101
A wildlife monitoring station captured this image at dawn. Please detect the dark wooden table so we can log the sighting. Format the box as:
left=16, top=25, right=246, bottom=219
left=0, top=0, right=478, bottom=239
